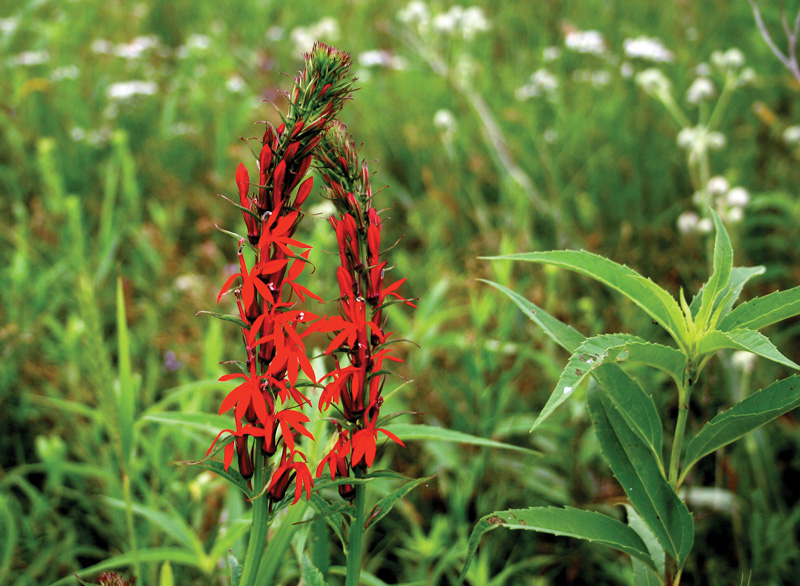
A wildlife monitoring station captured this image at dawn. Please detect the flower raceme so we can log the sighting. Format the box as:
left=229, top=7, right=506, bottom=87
left=205, top=43, right=355, bottom=504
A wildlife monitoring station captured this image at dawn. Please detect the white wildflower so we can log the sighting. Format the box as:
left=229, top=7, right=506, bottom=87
left=723, top=48, right=745, bottom=69
left=686, top=77, right=714, bottom=104
left=696, top=217, right=713, bottom=233
left=106, top=80, right=158, bottom=100
left=677, top=127, right=697, bottom=150
left=398, top=1, right=430, bottom=27
left=266, top=26, right=284, bottom=41
left=8, top=50, right=50, bottom=66
left=783, top=125, right=800, bottom=145
left=290, top=17, right=340, bottom=55
left=726, top=187, right=750, bottom=207
left=707, top=176, right=729, bottom=196
left=620, top=62, right=634, bottom=78
left=225, top=75, right=246, bottom=93
left=565, top=30, right=606, bottom=55
left=515, top=68, right=559, bottom=101
left=624, top=37, right=674, bottom=63
left=0, top=17, right=19, bottom=34
left=114, top=35, right=160, bottom=59
left=91, top=39, right=114, bottom=54
left=460, top=7, right=490, bottom=40
left=50, top=65, right=80, bottom=81
left=358, top=50, right=406, bottom=70
left=695, top=62, right=712, bottom=77
left=572, top=69, right=611, bottom=87
left=726, top=206, right=744, bottom=222
left=69, top=127, right=86, bottom=141
left=433, top=109, right=457, bottom=134
left=543, top=46, right=561, bottom=62
left=706, top=131, right=726, bottom=150
left=677, top=211, right=700, bottom=234
left=636, top=68, right=671, bottom=96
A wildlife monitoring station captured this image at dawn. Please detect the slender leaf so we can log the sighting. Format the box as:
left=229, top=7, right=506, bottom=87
left=387, top=423, right=540, bottom=455
left=175, top=458, right=254, bottom=498
left=308, top=493, right=349, bottom=552
left=480, top=279, right=586, bottom=352
left=694, top=210, right=733, bottom=332
left=116, top=275, right=135, bottom=468
left=485, top=251, right=689, bottom=347
left=159, top=562, right=174, bottom=586
left=532, top=334, right=685, bottom=432
left=229, top=552, right=243, bottom=586
left=209, top=520, right=251, bottom=564
left=301, top=553, right=331, bottom=586
left=681, top=375, right=800, bottom=482
left=696, top=329, right=800, bottom=370
left=719, top=285, right=800, bottom=332
left=142, top=412, right=231, bottom=436
left=51, top=548, right=201, bottom=586
left=367, top=476, right=433, bottom=529
left=196, top=310, right=249, bottom=328
left=460, top=507, right=656, bottom=582
left=588, top=389, right=693, bottom=567
left=690, top=266, right=766, bottom=319
left=632, top=559, right=662, bottom=586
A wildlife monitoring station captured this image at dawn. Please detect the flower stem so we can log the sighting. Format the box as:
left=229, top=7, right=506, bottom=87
left=345, top=469, right=367, bottom=586
left=669, top=393, right=690, bottom=489
left=240, top=461, right=269, bottom=586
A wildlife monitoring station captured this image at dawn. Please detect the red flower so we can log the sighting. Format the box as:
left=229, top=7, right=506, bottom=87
left=217, top=243, right=288, bottom=309
left=268, top=451, right=314, bottom=504
left=218, top=355, right=274, bottom=423
left=206, top=422, right=268, bottom=472
left=350, top=413, right=404, bottom=469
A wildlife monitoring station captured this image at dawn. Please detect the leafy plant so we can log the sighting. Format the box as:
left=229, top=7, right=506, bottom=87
left=466, top=210, right=800, bottom=585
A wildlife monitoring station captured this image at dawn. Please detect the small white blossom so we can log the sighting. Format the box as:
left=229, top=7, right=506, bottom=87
left=358, top=50, right=406, bottom=70
left=712, top=48, right=745, bottom=71
left=106, top=80, right=158, bottom=100
left=290, top=17, right=340, bottom=55
left=515, top=68, right=559, bottom=101
left=624, top=37, right=674, bottom=63
left=726, top=206, right=744, bottom=222
left=783, top=125, right=800, bottom=145
left=50, top=65, right=80, bottom=81
left=70, top=127, right=86, bottom=141
left=398, top=1, right=430, bottom=27
left=543, top=46, right=561, bottom=62
left=677, top=127, right=697, bottom=150
left=731, top=351, right=757, bottom=373
left=91, top=39, right=114, bottom=54
left=707, top=176, right=729, bottom=196
left=726, top=187, right=750, bottom=207
left=114, top=35, right=160, bottom=59
left=572, top=69, right=611, bottom=87
left=433, top=109, right=457, bottom=134
left=620, top=62, right=634, bottom=78
left=706, top=131, right=726, bottom=150
left=544, top=128, right=558, bottom=143
left=636, top=68, right=671, bottom=96
left=696, top=217, right=713, bottom=233
left=737, top=67, right=757, bottom=86
left=460, top=7, right=490, bottom=40
left=565, top=30, right=606, bottom=55
left=677, top=211, right=700, bottom=234
left=0, top=17, right=19, bottom=34
left=686, top=77, right=714, bottom=104
left=695, top=62, right=712, bottom=77
left=8, top=50, right=50, bottom=66
left=225, top=75, right=246, bottom=93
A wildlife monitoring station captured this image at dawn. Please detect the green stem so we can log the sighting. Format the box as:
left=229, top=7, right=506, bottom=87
left=122, top=470, right=142, bottom=583
left=240, top=460, right=269, bottom=586
left=345, top=469, right=367, bottom=586
left=669, top=396, right=690, bottom=488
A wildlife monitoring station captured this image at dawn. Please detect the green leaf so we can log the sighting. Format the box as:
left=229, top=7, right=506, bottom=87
left=694, top=210, right=733, bottom=332
left=623, top=504, right=665, bottom=580
left=301, top=553, right=331, bottom=586
left=590, top=367, right=664, bottom=473
left=719, top=285, right=800, bottom=332
left=387, top=423, right=540, bottom=456
left=228, top=550, right=243, bottom=586
left=480, top=279, right=586, bottom=352
left=159, top=562, right=174, bottom=586
left=141, top=412, right=231, bottom=436
left=485, top=251, right=690, bottom=349
left=367, top=476, right=433, bottom=529
left=632, top=558, right=662, bottom=586
left=308, top=493, right=349, bottom=551
left=696, top=329, right=800, bottom=370
left=531, top=334, right=685, bottom=432
left=459, top=507, right=656, bottom=583
left=208, top=520, right=251, bottom=566
left=174, top=457, right=254, bottom=498
left=116, top=275, right=135, bottom=468
left=196, top=310, right=250, bottom=329
left=588, top=389, right=693, bottom=567
left=681, top=375, right=800, bottom=484
left=51, top=548, right=201, bottom=586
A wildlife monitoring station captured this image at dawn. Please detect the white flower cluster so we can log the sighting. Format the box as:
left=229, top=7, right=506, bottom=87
left=289, top=17, right=340, bottom=55
left=7, top=50, right=50, bottom=66
left=514, top=68, right=559, bottom=102
left=399, top=2, right=489, bottom=41
left=358, top=50, right=407, bottom=70
left=711, top=48, right=745, bottom=71
left=571, top=68, right=611, bottom=87
left=677, top=126, right=726, bottom=152
left=783, top=125, right=800, bottom=145
left=91, top=36, right=162, bottom=60
left=176, top=34, right=212, bottom=58
left=678, top=176, right=751, bottom=234
left=623, top=37, right=674, bottom=63
left=565, top=29, right=606, bottom=55
left=106, top=80, right=158, bottom=101
left=686, top=77, right=714, bottom=104
left=635, top=68, right=671, bottom=97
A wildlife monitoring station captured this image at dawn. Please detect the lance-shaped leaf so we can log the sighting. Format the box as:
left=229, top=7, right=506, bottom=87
left=484, top=251, right=690, bottom=349
left=387, top=423, right=540, bottom=455
left=459, top=507, right=657, bottom=582
left=367, top=476, right=434, bottom=529
left=588, top=389, right=694, bottom=567
left=623, top=503, right=665, bottom=580
left=308, top=493, right=349, bottom=552
left=690, top=266, right=766, bottom=322
left=680, top=375, right=800, bottom=484
left=301, top=553, right=331, bottom=586
left=483, top=280, right=664, bottom=460
left=696, top=329, right=800, bottom=370
left=693, top=211, right=733, bottom=332
left=719, top=285, right=800, bottom=332
left=531, top=334, right=686, bottom=432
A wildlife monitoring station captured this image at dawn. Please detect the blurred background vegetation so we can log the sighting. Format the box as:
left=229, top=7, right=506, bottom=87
left=2, top=0, right=800, bottom=584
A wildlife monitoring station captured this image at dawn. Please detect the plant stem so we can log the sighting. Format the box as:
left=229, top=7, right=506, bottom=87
left=345, top=469, right=367, bottom=586
left=669, top=396, right=690, bottom=488
left=121, top=470, right=142, bottom=583
left=240, top=460, right=269, bottom=586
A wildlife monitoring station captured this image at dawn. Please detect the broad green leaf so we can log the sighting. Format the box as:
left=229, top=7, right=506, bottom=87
left=116, top=275, right=135, bottom=468
left=141, top=412, right=230, bottom=436
left=694, top=210, right=733, bottom=332
left=681, top=375, right=800, bottom=484
left=51, top=548, right=201, bottom=586
left=696, top=329, right=800, bottom=370
left=486, top=251, right=689, bottom=348
left=623, top=504, right=665, bottom=580
left=103, top=497, right=204, bottom=557
left=367, top=476, right=433, bottom=529
left=632, top=559, right=662, bottom=586
left=719, top=285, right=800, bottom=332
left=690, top=266, right=766, bottom=320
left=460, top=506, right=656, bottom=582
left=532, top=334, right=686, bottom=432
left=387, top=423, right=540, bottom=455
left=480, top=279, right=586, bottom=352
left=301, top=553, right=331, bottom=586
left=590, top=367, right=664, bottom=473
left=588, top=389, right=693, bottom=567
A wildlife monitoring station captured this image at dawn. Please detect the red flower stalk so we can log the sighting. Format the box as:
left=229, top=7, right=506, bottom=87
left=207, top=43, right=355, bottom=504
left=313, top=122, right=414, bottom=498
